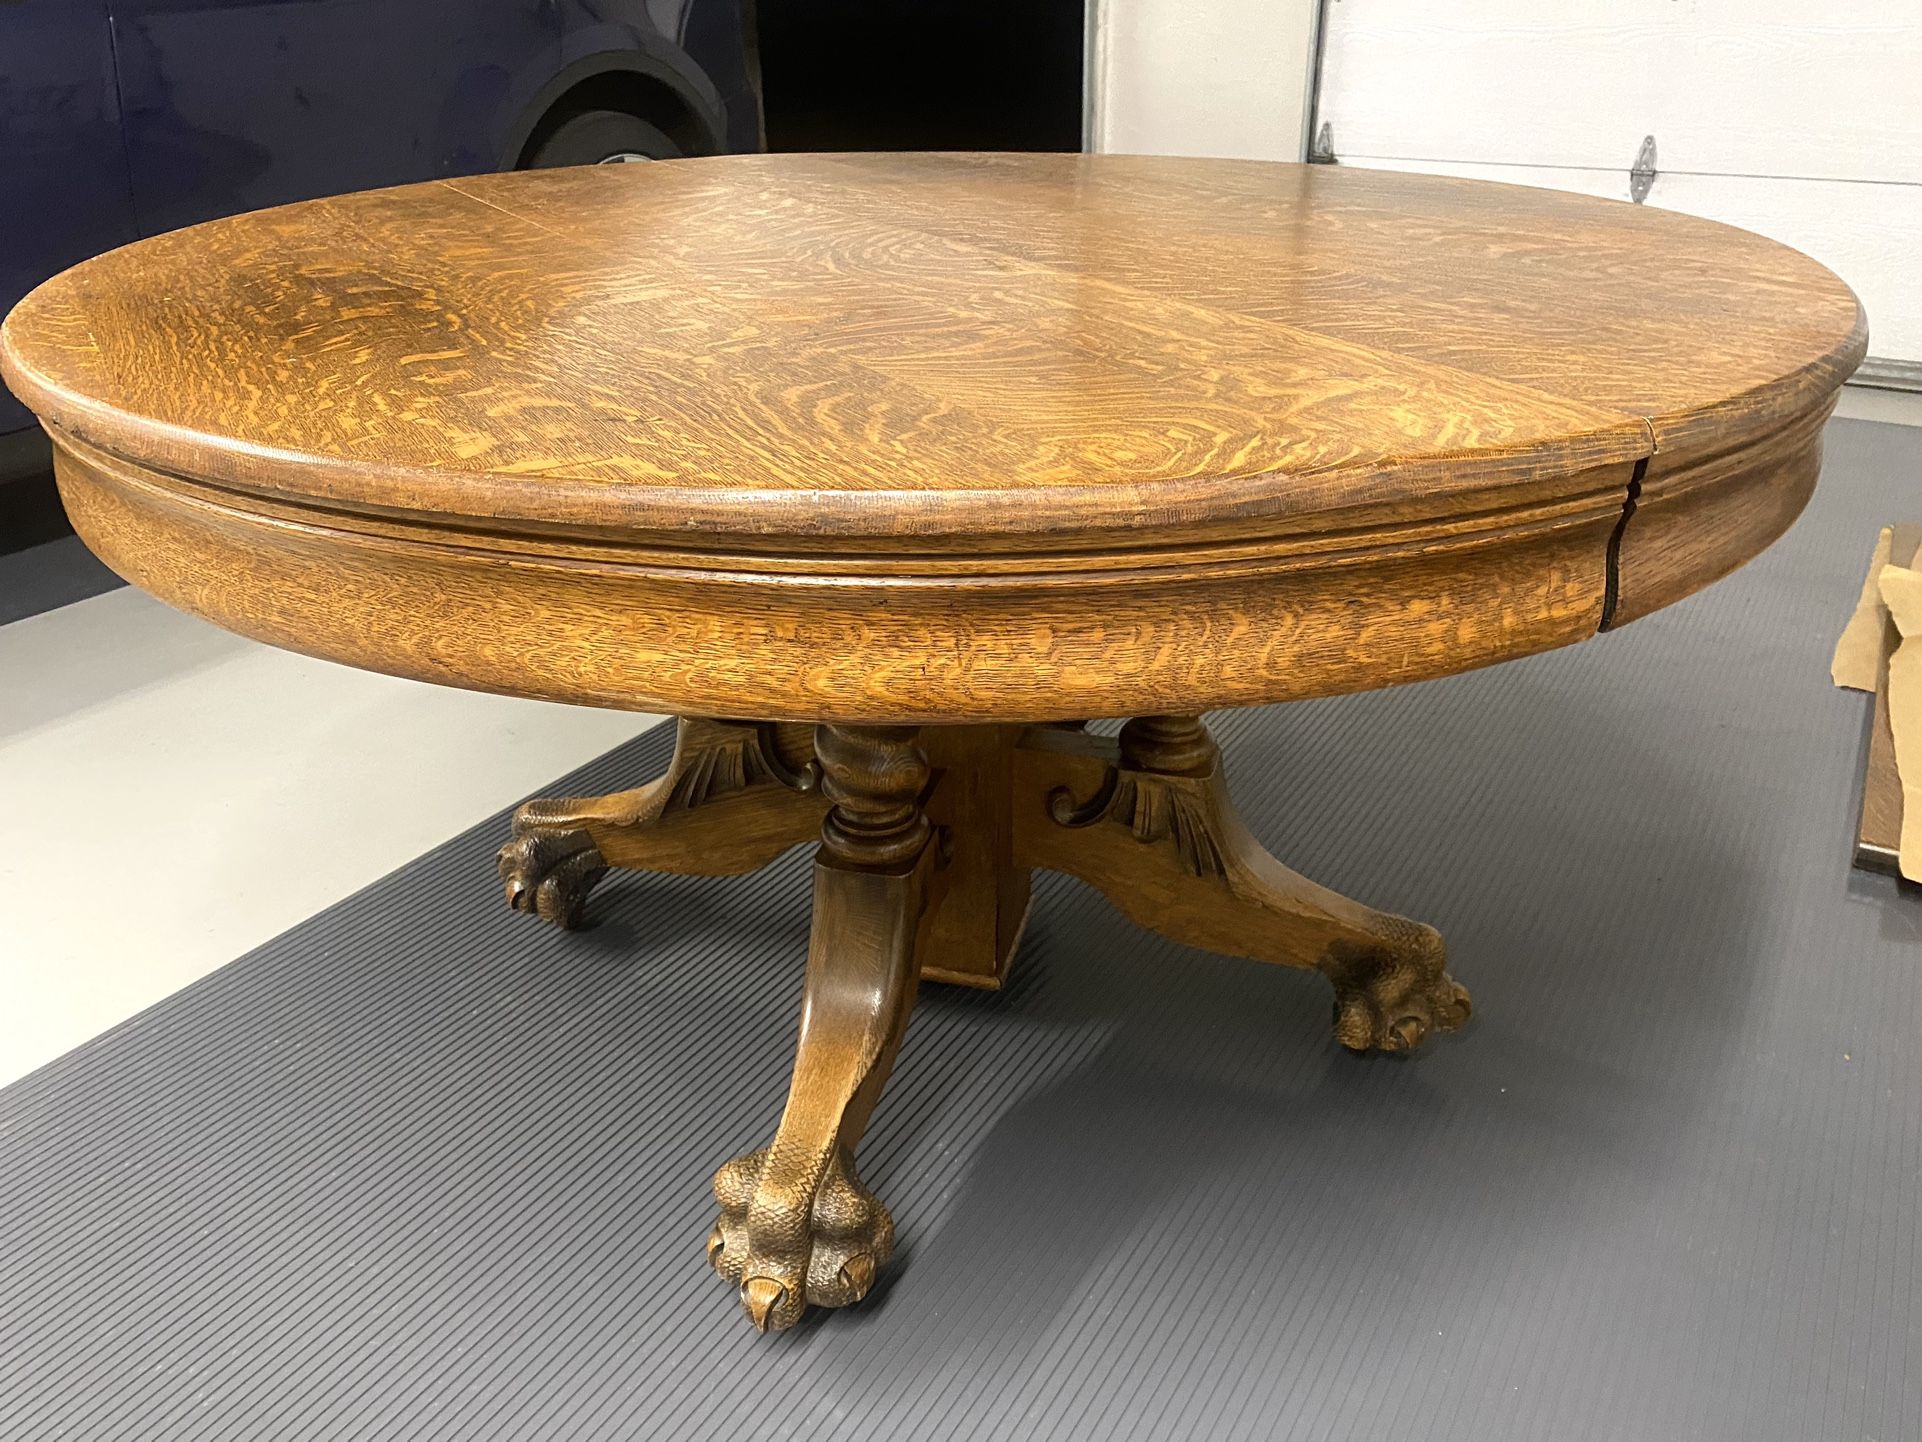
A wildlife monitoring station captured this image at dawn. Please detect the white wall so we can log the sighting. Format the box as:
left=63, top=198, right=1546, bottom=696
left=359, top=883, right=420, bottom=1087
left=1086, top=0, right=1320, bottom=161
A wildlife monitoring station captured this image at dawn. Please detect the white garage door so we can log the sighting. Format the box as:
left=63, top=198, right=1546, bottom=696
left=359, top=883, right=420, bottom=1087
left=1313, top=1, right=1922, bottom=385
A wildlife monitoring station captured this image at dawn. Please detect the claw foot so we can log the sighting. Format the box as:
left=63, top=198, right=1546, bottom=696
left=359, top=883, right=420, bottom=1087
left=707, top=1147, right=894, bottom=1333
left=497, top=828, right=607, bottom=929
left=1324, top=924, right=1472, bottom=1054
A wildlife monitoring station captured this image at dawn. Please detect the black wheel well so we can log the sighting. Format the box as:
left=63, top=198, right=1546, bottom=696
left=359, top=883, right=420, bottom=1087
left=515, top=70, right=714, bottom=165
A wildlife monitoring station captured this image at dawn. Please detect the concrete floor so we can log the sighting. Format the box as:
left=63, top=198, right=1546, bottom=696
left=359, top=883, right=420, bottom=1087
left=1834, top=384, right=1922, bottom=427
left=0, top=583, right=659, bottom=1083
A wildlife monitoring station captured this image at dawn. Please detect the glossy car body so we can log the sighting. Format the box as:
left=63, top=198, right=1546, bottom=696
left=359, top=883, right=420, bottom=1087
left=0, top=0, right=760, bottom=447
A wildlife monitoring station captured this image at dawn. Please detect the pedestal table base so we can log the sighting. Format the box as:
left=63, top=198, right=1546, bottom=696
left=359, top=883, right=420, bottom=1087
left=500, top=715, right=1471, bottom=1332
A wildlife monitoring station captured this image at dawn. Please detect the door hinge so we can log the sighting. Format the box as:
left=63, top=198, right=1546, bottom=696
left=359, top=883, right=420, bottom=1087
left=1629, top=134, right=1657, bottom=203
left=1308, top=121, right=1337, bottom=164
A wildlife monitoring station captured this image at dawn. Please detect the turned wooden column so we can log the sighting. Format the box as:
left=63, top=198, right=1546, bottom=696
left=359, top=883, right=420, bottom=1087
left=1118, top=714, right=1219, bottom=776
left=816, top=724, right=934, bottom=868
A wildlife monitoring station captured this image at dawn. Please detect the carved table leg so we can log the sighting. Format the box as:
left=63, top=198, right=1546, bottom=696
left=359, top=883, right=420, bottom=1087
left=497, top=717, right=827, bottom=926
left=1014, top=716, right=1471, bottom=1054
left=705, top=725, right=945, bottom=1332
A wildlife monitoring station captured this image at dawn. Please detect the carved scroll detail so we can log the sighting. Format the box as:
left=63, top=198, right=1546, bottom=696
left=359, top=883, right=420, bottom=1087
left=1049, top=769, right=1227, bottom=878
left=1047, top=714, right=1227, bottom=877
left=664, top=720, right=819, bottom=810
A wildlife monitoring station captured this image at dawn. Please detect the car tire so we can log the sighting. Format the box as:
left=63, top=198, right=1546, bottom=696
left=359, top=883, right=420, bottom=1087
left=522, top=110, right=683, bottom=168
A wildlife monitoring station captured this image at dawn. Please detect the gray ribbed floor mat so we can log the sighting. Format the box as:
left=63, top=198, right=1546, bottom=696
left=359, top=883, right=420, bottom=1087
left=4, top=419, right=1919, bottom=1441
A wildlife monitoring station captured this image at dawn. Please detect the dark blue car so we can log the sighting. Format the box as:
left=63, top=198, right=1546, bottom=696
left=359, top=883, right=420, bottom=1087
left=0, top=0, right=761, bottom=529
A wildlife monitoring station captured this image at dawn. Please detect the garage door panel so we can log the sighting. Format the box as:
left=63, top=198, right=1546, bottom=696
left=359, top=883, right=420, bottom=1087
left=1321, top=1, right=1922, bottom=185
left=1320, top=9, right=1661, bottom=174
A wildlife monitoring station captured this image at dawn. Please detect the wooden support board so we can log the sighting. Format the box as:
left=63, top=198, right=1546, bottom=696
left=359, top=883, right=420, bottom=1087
left=1854, top=524, right=1922, bottom=874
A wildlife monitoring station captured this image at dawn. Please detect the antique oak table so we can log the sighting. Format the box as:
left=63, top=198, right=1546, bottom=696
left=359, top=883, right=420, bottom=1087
left=1, top=155, right=1864, bottom=1334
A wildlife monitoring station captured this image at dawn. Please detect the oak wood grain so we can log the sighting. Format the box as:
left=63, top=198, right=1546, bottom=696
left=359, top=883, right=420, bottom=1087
left=0, top=153, right=1865, bottom=722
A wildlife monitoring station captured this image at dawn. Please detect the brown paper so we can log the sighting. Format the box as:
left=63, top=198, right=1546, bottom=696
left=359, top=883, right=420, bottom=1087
left=1876, top=563, right=1922, bottom=880
left=1833, top=527, right=1895, bottom=692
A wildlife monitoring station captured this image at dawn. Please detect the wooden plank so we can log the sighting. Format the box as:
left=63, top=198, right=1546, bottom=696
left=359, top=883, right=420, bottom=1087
left=1855, top=525, right=1922, bottom=874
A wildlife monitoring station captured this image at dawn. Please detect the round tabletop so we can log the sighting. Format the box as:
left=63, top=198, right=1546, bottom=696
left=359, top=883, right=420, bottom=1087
left=1, top=153, right=1865, bottom=723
